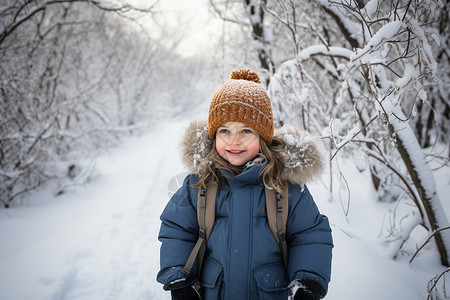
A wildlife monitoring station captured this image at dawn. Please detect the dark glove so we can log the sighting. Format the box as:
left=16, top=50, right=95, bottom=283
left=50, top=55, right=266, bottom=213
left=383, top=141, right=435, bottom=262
left=287, top=279, right=325, bottom=300
left=163, top=276, right=202, bottom=300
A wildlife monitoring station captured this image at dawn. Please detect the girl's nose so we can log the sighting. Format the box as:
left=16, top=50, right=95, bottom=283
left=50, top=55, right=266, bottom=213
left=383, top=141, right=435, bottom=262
left=228, top=133, right=242, bottom=145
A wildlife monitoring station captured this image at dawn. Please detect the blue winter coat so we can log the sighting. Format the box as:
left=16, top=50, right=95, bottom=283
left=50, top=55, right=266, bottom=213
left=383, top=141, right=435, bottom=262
left=157, top=121, right=333, bottom=299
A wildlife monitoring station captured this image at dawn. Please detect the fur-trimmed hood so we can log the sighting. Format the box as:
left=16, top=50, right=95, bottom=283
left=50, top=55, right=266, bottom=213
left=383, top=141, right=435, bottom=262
left=180, top=120, right=324, bottom=185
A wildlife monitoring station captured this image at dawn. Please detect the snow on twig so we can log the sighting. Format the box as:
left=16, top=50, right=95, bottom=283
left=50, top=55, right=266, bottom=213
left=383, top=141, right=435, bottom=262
left=298, top=45, right=354, bottom=61
left=351, top=21, right=403, bottom=62
left=330, top=115, right=378, bottom=161
left=410, top=227, right=450, bottom=264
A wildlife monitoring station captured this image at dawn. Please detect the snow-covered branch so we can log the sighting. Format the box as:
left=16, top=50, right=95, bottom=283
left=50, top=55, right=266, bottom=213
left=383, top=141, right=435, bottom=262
left=0, top=0, right=155, bottom=45
left=298, top=45, right=353, bottom=61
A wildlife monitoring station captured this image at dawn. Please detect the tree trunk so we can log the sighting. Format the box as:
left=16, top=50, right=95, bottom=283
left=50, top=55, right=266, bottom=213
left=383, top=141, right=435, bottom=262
left=388, top=105, right=450, bottom=266
left=244, top=0, right=274, bottom=84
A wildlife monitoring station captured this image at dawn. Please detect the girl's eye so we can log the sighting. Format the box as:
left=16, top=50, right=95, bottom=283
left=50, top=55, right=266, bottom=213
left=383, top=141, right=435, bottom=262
left=218, top=129, right=229, bottom=134
left=242, top=129, right=253, bottom=134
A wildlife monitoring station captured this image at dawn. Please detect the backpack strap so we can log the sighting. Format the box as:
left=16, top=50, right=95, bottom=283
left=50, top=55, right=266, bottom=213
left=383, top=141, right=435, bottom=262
left=265, top=184, right=289, bottom=269
left=182, top=181, right=218, bottom=276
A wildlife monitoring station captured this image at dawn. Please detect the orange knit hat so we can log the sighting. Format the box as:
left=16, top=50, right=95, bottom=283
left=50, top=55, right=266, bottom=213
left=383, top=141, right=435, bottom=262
left=208, top=69, right=274, bottom=143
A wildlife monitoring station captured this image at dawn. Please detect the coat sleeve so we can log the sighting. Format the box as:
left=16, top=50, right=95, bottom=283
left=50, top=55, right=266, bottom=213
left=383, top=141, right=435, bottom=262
left=286, top=184, right=333, bottom=297
left=157, top=174, right=200, bottom=285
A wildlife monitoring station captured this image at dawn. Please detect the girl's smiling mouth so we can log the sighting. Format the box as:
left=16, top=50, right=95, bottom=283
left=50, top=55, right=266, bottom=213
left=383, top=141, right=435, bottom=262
left=226, top=150, right=246, bottom=155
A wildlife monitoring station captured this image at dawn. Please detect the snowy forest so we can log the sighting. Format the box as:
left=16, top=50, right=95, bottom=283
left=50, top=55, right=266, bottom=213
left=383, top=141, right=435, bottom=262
left=1, top=0, right=449, bottom=299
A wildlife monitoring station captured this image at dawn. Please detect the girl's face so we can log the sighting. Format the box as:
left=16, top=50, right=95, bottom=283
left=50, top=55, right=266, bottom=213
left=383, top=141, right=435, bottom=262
left=215, top=122, right=260, bottom=166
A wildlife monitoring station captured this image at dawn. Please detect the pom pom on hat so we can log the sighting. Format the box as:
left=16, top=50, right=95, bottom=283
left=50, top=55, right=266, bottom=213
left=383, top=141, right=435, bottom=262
left=230, top=69, right=261, bottom=83
left=208, top=69, right=274, bottom=143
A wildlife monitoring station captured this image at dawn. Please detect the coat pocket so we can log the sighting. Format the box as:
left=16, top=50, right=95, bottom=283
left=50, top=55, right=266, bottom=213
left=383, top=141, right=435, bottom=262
left=253, top=262, right=288, bottom=299
left=200, top=255, right=224, bottom=299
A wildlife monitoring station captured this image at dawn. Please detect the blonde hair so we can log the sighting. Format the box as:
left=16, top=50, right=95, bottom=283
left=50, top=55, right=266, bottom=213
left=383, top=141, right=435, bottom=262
left=193, top=136, right=287, bottom=196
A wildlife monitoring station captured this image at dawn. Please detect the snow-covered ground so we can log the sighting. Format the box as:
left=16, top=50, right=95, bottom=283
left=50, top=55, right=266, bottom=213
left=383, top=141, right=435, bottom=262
left=0, top=120, right=448, bottom=300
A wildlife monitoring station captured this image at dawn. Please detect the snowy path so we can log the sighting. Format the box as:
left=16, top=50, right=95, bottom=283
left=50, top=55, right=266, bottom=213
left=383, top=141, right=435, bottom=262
left=0, top=122, right=186, bottom=300
left=0, top=120, right=445, bottom=299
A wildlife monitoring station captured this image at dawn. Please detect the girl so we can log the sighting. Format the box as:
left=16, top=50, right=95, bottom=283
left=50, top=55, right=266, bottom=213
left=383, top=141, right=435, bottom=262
left=157, top=69, right=333, bottom=300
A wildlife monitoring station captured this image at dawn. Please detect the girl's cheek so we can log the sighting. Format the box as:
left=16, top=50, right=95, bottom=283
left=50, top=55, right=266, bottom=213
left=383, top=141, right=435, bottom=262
left=215, top=138, right=225, bottom=157
left=247, top=142, right=260, bottom=159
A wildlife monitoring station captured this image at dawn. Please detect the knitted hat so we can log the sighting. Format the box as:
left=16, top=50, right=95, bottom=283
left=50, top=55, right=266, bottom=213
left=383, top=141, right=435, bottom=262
left=208, top=69, right=274, bottom=143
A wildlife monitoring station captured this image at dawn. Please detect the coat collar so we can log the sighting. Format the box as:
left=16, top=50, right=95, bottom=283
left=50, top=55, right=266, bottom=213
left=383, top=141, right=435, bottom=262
left=180, top=120, right=324, bottom=185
